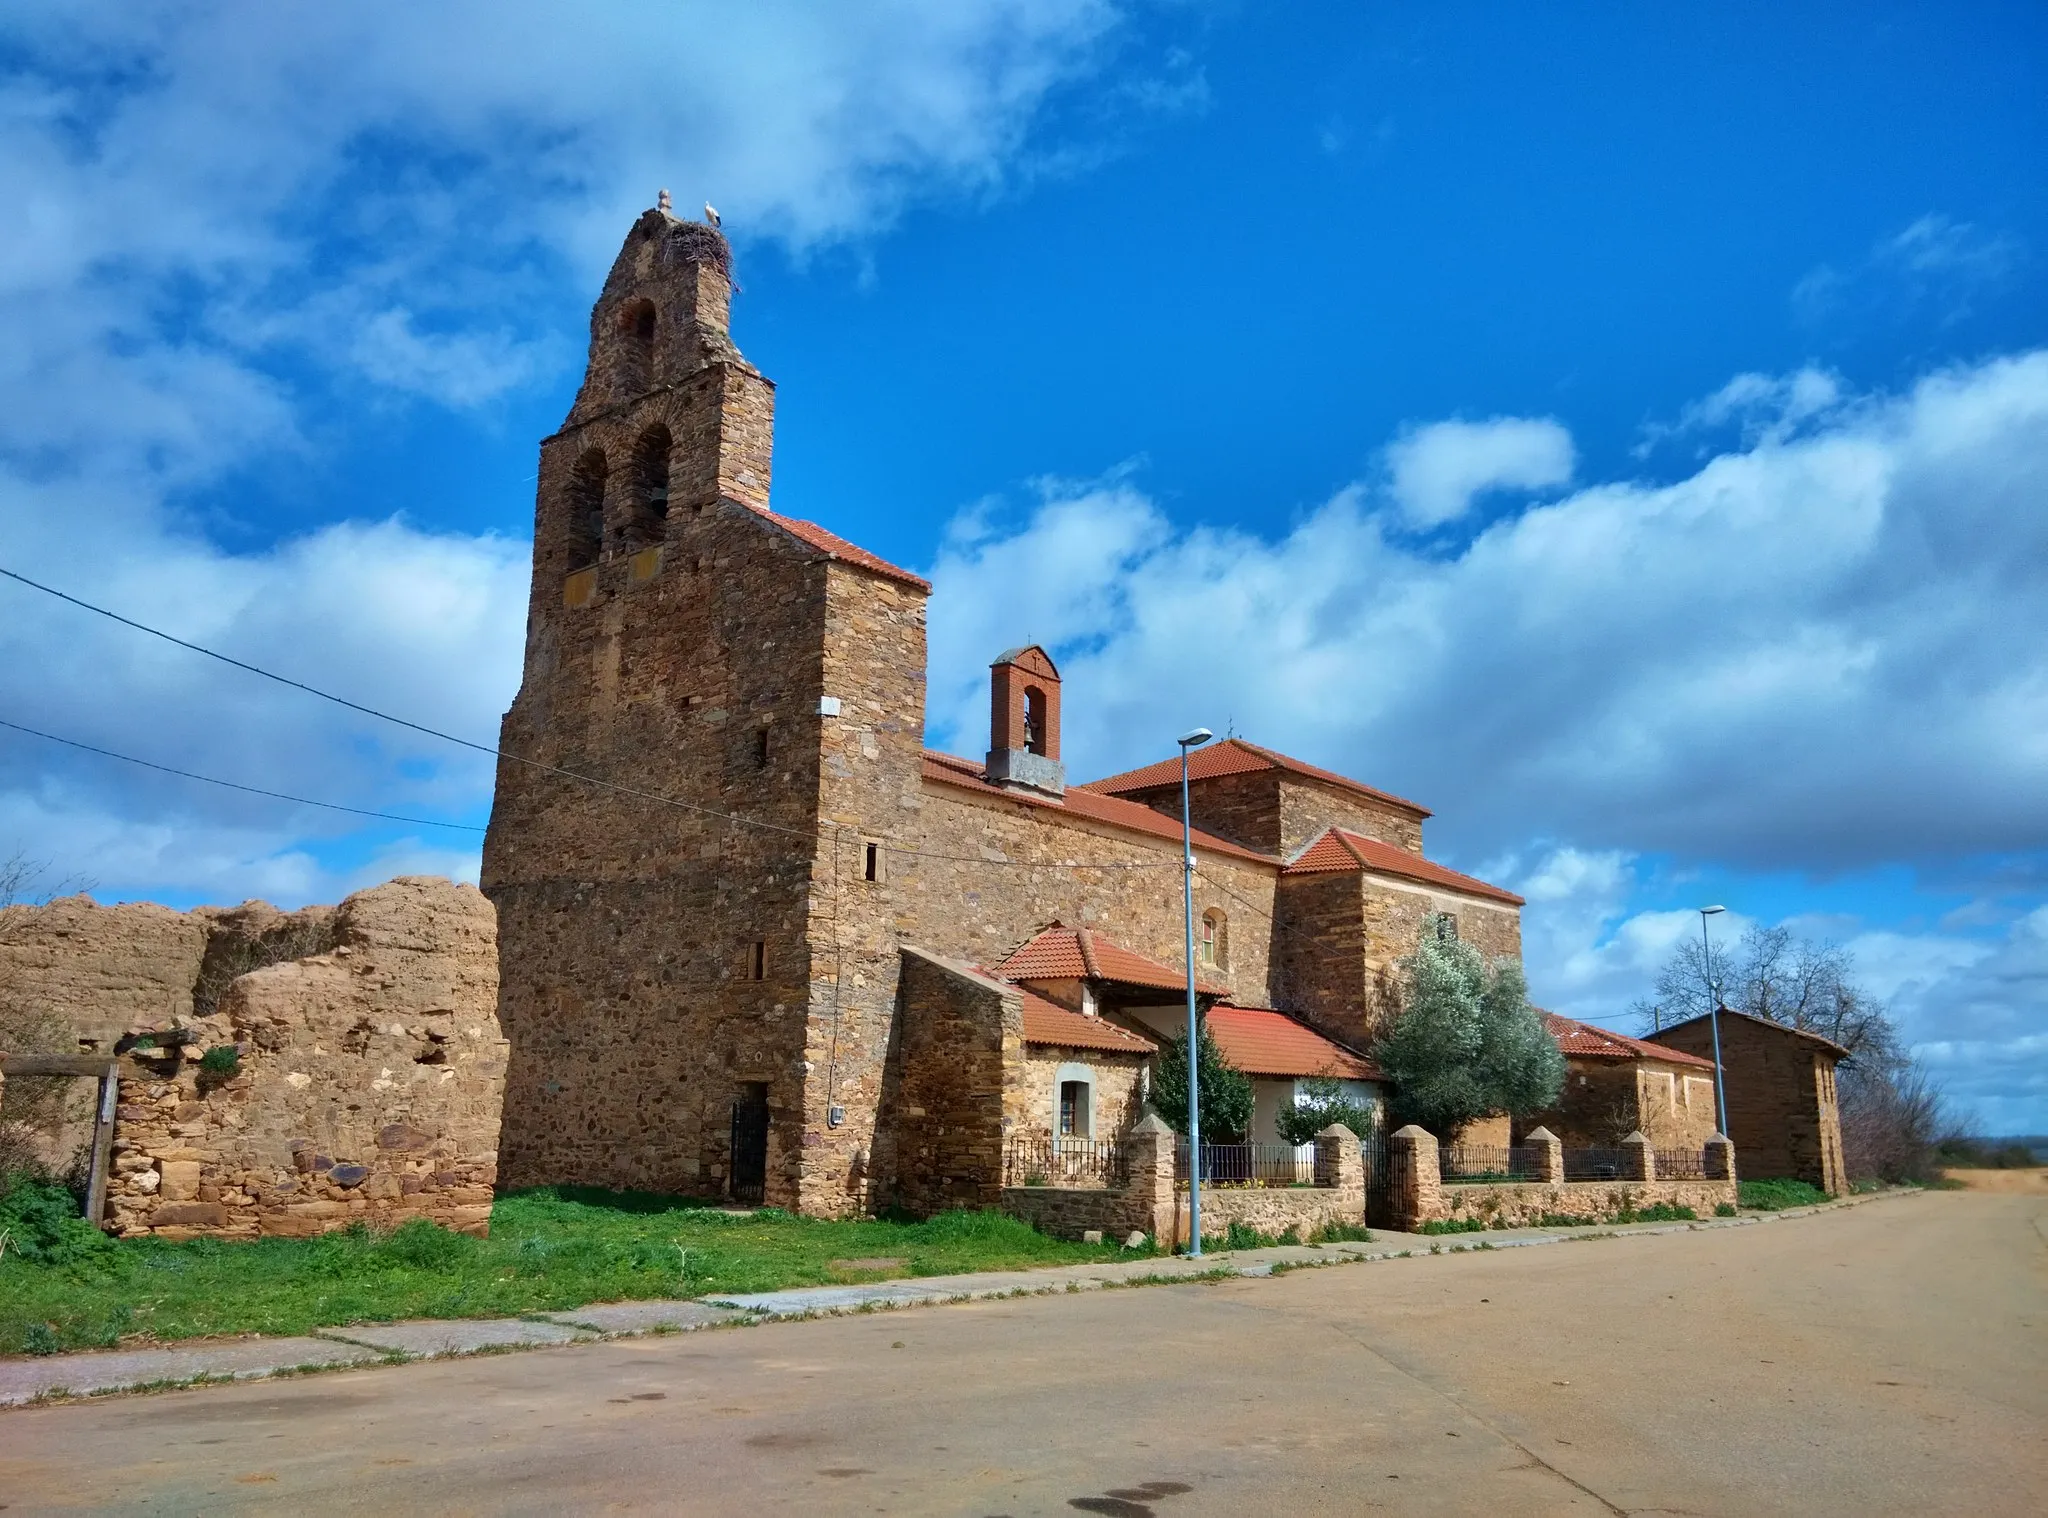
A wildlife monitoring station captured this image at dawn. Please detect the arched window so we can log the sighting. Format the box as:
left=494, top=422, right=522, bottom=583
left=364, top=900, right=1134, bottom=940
left=565, top=449, right=607, bottom=570
left=1023, top=686, right=1047, bottom=755
left=617, top=298, right=657, bottom=395
left=629, top=424, right=672, bottom=549
left=1200, top=909, right=1227, bottom=969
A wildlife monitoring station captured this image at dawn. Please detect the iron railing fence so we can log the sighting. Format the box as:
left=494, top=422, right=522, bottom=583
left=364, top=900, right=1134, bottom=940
left=1440, top=1145, right=1541, bottom=1184
left=1562, top=1146, right=1633, bottom=1181
left=1004, top=1136, right=1129, bottom=1189
left=1175, top=1140, right=1318, bottom=1188
left=1654, top=1148, right=1708, bottom=1180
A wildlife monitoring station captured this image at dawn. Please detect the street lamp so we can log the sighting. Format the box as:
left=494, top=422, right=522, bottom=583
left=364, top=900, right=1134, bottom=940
left=1700, top=905, right=1729, bottom=1136
left=1178, top=726, right=1214, bottom=1256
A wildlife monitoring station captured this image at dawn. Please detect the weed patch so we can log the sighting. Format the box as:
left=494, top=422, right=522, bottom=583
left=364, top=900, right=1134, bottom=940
left=1417, top=1217, right=1488, bottom=1235
left=0, top=1185, right=1151, bottom=1355
left=1738, top=1178, right=1830, bottom=1211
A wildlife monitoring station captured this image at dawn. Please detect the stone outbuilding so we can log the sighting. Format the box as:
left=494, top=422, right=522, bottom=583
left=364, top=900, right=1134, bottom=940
left=1512, top=1013, right=1722, bottom=1150
left=479, top=200, right=1531, bottom=1217
left=1648, top=1009, right=1847, bottom=1194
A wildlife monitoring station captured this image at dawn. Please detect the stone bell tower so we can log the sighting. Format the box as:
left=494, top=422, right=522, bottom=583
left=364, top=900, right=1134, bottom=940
left=482, top=199, right=825, bottom=1202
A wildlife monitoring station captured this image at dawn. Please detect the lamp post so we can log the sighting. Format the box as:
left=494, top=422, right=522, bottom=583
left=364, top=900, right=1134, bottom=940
left=1178, top=726, right=1214, bottom=1256
left=1700, top=905, right=1729, bottom=1135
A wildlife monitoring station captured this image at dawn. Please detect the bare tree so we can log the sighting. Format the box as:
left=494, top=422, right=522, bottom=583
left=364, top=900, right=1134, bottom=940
left=1636, top=922, right=1953, bottom=1182
left=1636, top=923, right=1897, bottom=1067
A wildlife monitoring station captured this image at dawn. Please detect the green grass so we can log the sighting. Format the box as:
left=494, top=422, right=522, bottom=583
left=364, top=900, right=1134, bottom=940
left=1738, top=1177, right=1831, bottom=1211
left=0, top=1183, right=1153, bottom=1356
left=1417, top=1216, right=1489, bottom=1235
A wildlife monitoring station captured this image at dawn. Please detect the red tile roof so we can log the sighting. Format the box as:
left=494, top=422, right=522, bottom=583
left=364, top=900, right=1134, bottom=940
left=920, top=750, right=1277, bottom=865
left=755, top=508, right=931, bottom=591
left=1282, top=827, right=1524, bottom=906
left=994, top=923, right=1232, bottom=997
left=1082, top=738, right=1430, bottom=819
left=1019, top=991, right=1158, bottom=1054
left=1207, top=1004, right=1381, bottom=1081
left=1544, top=1013, right=1718, bottom=1071
left=1647, top=1007, right=1851, bottom=1061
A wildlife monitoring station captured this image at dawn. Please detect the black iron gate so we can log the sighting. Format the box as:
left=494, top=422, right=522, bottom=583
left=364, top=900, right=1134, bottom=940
left=1361, top=1123, right=1402, bottom=1229
left=729, top=1095, right=769, bottom=1206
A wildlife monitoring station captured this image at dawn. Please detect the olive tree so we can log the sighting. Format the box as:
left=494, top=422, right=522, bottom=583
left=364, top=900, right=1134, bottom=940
left=1372, top=935, right=1563, bottom=1138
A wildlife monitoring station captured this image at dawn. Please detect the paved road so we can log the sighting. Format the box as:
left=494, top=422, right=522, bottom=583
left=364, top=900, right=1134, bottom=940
left=2, top=1191, right=2042, bottom=1516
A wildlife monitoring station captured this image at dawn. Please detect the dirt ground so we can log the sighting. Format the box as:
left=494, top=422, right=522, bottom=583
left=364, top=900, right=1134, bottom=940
left=1, top=1190, right=2042, bottom=1516
left=1941, top=1165, right=2048, bottom=1193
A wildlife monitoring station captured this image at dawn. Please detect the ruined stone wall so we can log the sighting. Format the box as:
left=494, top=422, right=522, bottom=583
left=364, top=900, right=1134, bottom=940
left=0, top=897, right=210, bottom=1057
left=870, top=948, right=1020, bottom=1217
left=97, top=877, right=507, bottom=1239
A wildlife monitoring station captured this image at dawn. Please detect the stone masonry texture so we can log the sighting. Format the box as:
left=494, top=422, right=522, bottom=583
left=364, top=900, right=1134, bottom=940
left=0, top=877, right=505, bottom=1240
left=480, top=204, right=1544, bottom=1220
left=1650, top=1015, right=1845, bottom=1193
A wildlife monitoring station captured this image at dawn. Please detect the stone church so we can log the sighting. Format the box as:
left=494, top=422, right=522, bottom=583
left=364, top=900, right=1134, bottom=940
left=481, top=203, right=1526, bottom=1216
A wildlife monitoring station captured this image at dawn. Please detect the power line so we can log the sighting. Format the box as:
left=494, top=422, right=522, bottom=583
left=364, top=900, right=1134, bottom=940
left=0, top=717, right=487, bottom=833
left=0, top=563, right=1176, bottom=871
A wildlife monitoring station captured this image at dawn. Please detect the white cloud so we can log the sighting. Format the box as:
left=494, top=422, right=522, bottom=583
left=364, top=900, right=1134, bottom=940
left=928, top=351, right=2048, bottom=876
left=923, top=353, right=2048, bottom=1125
left=1383, top=416, right=1575, bottom=527
left=1794, top=213, right=2024, bottom=327
left=0, top=0, right=1155, bottom=906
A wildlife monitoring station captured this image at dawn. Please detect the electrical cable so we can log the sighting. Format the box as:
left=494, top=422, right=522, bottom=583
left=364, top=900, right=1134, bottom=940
left=0, top=563, right=1179, bottom=870
left=0, top=716, right=487, bottom=833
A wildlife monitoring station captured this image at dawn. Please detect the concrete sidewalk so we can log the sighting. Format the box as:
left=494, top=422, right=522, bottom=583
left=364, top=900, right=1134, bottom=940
left=0, top=1191, right=1906, bottom=1408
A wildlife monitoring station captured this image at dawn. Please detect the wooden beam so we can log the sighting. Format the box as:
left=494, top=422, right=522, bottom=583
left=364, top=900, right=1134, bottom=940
left=85, top=1070, right=120, bottom=1227
left=0, top=1053, right=118, bottom=1078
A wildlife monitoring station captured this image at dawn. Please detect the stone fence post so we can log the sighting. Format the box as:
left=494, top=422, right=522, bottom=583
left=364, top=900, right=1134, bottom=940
left=1622, top=1130, right=1656, bottom=1181
left=1704, top=1132, right=1737, bottom=1183
left=1523, top=1126, right=1565, bottom=1185
left=1314, top=1122, right=1364, bottom=1195
left=1124, top=1113, right=1179, bottom=1247
left=1391, top=1125, right=1443, bottom=1231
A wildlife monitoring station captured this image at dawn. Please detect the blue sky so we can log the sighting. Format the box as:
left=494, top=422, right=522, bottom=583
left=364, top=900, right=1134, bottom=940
left=1, top=2, right=2043, bottom=1129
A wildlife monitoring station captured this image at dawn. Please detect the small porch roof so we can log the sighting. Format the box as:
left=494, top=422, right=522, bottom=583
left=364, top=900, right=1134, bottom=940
left=1019, top=991, right=1158, bottom=1055
left=993, top=923, right=1231, bottom=998
left=1206, top=1004, right=1380, bottom=1081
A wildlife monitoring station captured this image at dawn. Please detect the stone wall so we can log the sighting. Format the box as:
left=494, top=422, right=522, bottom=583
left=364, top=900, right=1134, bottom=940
left=999, top=1114, right=1176, bottom=1243
left=1017, top=1046, right=1147, bottom=1142
left=1649, top=1016, right=1844, bottom=1193
left=1277, top=776, right=1425, bottom=856
left=1273, top=871, right=1373, bottom=1048
left=1517, top=1060, right=1719, bottom=1150
left=869, top=948, right=1021, bottom=1217
left=1390, top=1126, right=1736, bottom=1229
left=103, top=877, right=506, bottom=1240
left=1121, top=768, right=1426, bottom=858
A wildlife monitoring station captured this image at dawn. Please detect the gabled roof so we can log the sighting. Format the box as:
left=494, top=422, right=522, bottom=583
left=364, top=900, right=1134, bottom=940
left=920, top=750, right=1277, bottom=865
left=1019, top=991, right=1157, bottom=1055
left=1082, top=738, right=1429, bottom=819
left=994, top=923, right=1231, bottom=997
left=1648, top=1007, right=1851, bottom=1061
left=1544, top=1013, right=1717, bottom=1071
left=1282, top=827, right=1524, bottom=907
left=754, top=507, right=931, bottom=591
left=1206, top=1003, right=1381, bottom=1081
